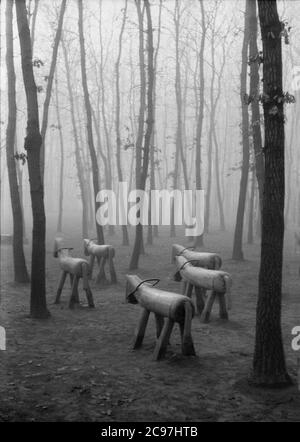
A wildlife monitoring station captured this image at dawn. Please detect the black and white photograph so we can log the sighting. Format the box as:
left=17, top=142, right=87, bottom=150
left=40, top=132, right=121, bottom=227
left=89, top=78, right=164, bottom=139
left=0, top=0, right=300, bottom=425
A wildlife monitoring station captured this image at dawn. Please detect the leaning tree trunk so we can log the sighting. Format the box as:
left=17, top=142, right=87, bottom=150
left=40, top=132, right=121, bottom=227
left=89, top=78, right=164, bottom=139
left=252, top=0, right=291, bottom=387
left=15, top=0, right=49, bottom=318
left=232, top=0, right=251, bottom=261
left=40, top=0, right=66, bottom=180
left=5, top=0, right=29, bottom=283
left=78, top=0, right=104, bottom=245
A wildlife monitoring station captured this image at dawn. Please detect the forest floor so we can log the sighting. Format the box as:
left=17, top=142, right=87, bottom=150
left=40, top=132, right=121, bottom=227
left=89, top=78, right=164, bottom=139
left=0, top=225, right=299, bottom=422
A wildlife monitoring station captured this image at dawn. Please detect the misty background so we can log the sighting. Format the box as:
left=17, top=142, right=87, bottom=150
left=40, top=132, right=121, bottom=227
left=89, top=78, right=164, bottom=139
left=0, top=0, right=299, bottom=245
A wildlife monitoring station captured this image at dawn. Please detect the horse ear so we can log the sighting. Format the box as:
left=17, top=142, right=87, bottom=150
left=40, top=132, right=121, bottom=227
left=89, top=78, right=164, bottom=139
left=174, top=270, right=182, bottom=282
left=126, top=291, right=138, bottom=304
left=125, top=281, right=138, bottom=304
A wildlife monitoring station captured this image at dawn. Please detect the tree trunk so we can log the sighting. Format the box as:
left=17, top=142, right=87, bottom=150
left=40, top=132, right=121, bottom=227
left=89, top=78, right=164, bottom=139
left=6, top=0, right=29, bottom=283
left=76, top=97, right=94, bottom=232
left=15, top=0, right=49, bottom=318
left=247, top=167, right=255, bottom=244
left=129, top=0, right=146, bottom=268
left=62, top=39, right=89, bottom=238
left=115, top=0, right=129, bottom=246
left=54, top=75, right=64, bottom=233
left=78, top=0, right=104, bottom=245
left=194, top=0, right=206, bottom=248
left=204, top=24, right=217, bottom=235
left=15, top=129, right=27, bottom=240
left=251, top=0, right=291, bottom=387
left=129, top=0, right=154, bottom=270
left=213, top=126, right=226, bottom=231
left=174, top=1, right=189, bottom=190
left=40, top=0, right=66, bottom=180
left=30, top=0, right=39, bottom=53
left=99, top=0, right=114, bottom=236
left=147, top=0, right=162, bottom=244
left=232, top=0, right=250, bottom=261
left=249, top=0, right=264, bottom=211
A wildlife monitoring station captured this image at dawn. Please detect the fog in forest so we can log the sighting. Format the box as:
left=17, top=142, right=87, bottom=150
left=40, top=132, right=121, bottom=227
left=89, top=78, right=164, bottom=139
left=1, top=0, right=299, bottom=246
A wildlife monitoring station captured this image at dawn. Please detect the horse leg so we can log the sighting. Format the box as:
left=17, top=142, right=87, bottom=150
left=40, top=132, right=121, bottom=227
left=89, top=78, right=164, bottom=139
left=218, top=293, right=229, bottom=320
left=179, top=302, right=196, bottom=356
left=55, top=271, right=67, bottom=304
left=184, top=282, right=193, bottom=298
left=108, top=251, right=117, bottom=284
left=82, top=263, right=95, bottom=308
left=194, top=287, right=205, bottom=315
left=133, top=308, right=150, bottom=349
left=96, top=256, right=108, bottom=284
left=155, top=314, right=164, bottom=338
left=152, top=319, right=174, bottom=361
left=200, top=291, right=217, bottom=323
left=88, top=255, right=95, bottom=279
left=69, top=276, right=80, bottom=308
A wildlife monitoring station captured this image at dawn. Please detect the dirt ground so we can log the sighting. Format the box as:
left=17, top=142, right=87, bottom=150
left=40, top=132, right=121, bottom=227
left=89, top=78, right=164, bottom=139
left=0, top=226, right=299, bottom=422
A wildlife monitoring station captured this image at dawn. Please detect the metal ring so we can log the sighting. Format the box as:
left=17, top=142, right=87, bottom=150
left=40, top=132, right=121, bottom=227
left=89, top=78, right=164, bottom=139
left=128, top=278, right=160, bottom=298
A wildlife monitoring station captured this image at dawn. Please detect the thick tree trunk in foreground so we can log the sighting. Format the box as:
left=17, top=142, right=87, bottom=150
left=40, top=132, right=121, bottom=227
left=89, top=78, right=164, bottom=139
left=40, top=0, right=66, bottom=180
left=6, top=0, right=29, bottom=283
left=15, top=0, right=49, bottom=318
left=78, top=0, right=104, bottom=245
left=232, top=0, right=250, bottom=261
left=251, top=0, right=291, bottom=387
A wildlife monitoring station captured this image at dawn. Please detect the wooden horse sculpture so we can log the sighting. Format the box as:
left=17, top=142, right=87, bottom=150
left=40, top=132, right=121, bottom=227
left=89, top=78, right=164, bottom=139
left=171, top=244, right=222, bottom=270
left=126, top=274, right=196, bottom=360
left=83, top=239, right=117, bottom=284
left=174, top=255, right=232, bottom=323
left=54, top=237, right=94, bottom=309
